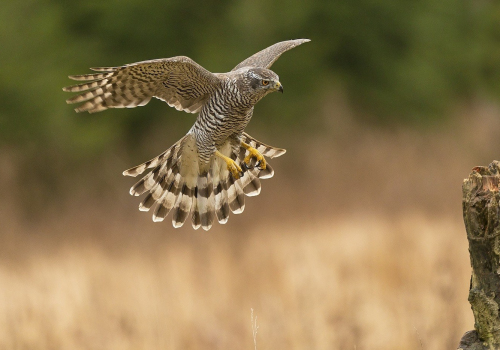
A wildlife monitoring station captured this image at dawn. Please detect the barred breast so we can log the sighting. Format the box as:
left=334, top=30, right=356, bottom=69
left=191, top=78, right=254, bottom=163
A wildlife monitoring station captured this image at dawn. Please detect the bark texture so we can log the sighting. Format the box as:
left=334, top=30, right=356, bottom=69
left=459, top=161, right=500, bottom=350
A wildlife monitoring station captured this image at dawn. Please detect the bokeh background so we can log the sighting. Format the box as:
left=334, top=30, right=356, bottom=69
left=2, top=0, right=500, bottom=349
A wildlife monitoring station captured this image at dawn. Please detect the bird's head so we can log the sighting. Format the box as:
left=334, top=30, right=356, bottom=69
left=242, top=68, right=283, bottom=100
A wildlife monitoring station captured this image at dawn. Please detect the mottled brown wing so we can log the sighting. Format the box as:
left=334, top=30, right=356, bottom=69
left=63, top=56, right=221, bottom=114
left=231, top=39, right=310, bottom=72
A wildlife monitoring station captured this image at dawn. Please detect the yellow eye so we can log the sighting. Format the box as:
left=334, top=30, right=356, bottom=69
left=262, top=80, right=269, bottom=86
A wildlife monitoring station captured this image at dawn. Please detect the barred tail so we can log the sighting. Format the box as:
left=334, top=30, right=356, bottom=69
left=125, top=135, right=196, bottom=228
left=124, top=133, right=286, bottom=231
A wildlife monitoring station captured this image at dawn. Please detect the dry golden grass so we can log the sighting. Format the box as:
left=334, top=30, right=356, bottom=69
left=4, top=101, right=500, bottom=349
left=0, top=212, right=471, bottom=350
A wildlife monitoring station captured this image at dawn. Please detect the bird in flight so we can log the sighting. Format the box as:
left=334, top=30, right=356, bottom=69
left=63, top=39, right=310, bottom=230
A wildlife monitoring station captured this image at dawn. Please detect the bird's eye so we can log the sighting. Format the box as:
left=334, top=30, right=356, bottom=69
left=262, top=80, right=269, bottom=86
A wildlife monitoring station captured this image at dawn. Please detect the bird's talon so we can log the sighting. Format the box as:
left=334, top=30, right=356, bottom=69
left=229, top=162, right=243, bottom=180
left=215, top=150, right=243, bottom=180
left=242, top=143, right=267, bottom=171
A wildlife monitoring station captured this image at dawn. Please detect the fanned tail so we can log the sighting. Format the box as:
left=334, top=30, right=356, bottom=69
left=124, top=133, right=285, bottom=230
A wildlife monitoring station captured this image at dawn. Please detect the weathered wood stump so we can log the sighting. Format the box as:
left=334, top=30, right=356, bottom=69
left=459, top=161, right=500, bottom=350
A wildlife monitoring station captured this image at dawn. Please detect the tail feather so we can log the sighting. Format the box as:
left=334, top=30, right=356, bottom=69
left=130, top=165, right=162, bottom=196
left=211, top=153, right=230, bottom=224
left=257, top=163, right=274, bottom=179
left=242, top=176, right=261, bottom=196
left=152, top=173, right=182, bottom=222
left=197, top=173, right=215, bottom=230
left=227, top=175, right=246, bottom=214
left=191, top=195, right=201, bottom=230
left=238, top=167, right=261, bottom=197
left=214, top=178, right=230, bottom=224
left=124, top=142, right=180, bottom=178
left=242, top=132, right=286, bottom=158
left=124, top=133, right=285, bottom=230
left=139, top=192, right=156, bottom=212
left=130, top=160, right=175, bottom=196
left=137, top=164, right=177, bottom=211
left=171, top=184, right=194, bottom=228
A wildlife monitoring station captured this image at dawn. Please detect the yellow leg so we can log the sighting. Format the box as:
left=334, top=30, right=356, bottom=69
left=215, top=151, right=243, bottom=179
left=241, top=142, right=266, bottom=170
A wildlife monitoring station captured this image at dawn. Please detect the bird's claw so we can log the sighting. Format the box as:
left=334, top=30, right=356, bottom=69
left=227, top=160, right=243, bottom=180
left=215, top=150, right=244, bottom=180
left=243, top=148, right=266, bottom=170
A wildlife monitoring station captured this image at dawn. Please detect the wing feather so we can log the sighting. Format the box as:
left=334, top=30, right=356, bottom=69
left=63, top=56, right=220, bottom=114
left=232, top=39, right=310, bottom=71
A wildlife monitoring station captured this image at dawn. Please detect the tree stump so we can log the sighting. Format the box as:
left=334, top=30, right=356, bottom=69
left=459, top=161, right=500, bottom=350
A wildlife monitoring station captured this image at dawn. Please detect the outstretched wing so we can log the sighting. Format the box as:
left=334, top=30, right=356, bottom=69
left=231, top=39, right=310, bottom=72
left=63, top=56, right=220, bottom=114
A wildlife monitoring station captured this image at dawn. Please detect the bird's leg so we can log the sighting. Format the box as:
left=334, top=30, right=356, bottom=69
left=241, top=142, right=266, bottom=170
left=215, top=151, right=243, bottom=180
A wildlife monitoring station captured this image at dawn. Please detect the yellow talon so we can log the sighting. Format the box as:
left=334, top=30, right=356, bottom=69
left=241, top=142, right=266, bottom=170
left=215, top=151, right=243, bottom=179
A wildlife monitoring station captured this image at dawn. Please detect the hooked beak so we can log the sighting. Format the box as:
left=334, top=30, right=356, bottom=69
left=276, top=81, right=284, bottom=93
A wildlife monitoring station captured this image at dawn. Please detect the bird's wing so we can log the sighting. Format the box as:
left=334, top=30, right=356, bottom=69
left=63, top=56, right=220, bottom=114
left=231, top=39, right=310, bottom=72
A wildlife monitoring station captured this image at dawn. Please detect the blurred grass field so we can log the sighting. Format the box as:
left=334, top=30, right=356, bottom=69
left=3, top=106, right=498, bottom=349
left=0, top=213, right=471, bottom=350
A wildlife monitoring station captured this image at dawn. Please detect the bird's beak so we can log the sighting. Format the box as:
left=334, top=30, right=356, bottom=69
left=276, top=81, right=284, bottom=93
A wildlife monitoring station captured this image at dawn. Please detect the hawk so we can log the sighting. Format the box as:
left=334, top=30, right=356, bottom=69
left=63, top=39, right=310, bottom=230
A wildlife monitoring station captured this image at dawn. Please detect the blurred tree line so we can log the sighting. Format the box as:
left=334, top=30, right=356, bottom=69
left=1, top=0, right=500, bottom=200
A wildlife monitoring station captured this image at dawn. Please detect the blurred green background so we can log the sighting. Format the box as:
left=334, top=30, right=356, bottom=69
left=5, top=0, right=500, bottom=142
left=2, top=0, right=500, bottom=204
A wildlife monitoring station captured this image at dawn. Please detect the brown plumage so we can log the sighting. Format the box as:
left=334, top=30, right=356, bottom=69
left=63, top=39, right=309, bottom=230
